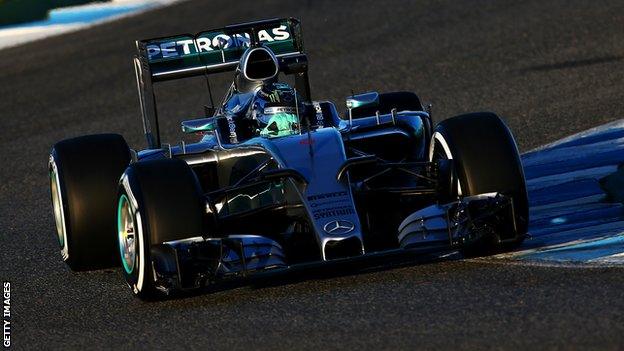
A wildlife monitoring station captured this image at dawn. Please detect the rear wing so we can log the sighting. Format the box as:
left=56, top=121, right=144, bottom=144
left=136, top=17, right=304, bottom=82
left=134, top=18, right=311, bottom=149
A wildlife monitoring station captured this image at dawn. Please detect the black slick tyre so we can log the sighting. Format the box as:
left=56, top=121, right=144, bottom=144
left=117, top=158, right=205, bottom=300
left=49, top=134, right=130, bottom=270
left=429, top=112, right=528, bottom=254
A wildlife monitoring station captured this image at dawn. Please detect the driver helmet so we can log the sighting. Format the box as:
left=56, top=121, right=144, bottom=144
left=251, top=83, right=303, bottom=137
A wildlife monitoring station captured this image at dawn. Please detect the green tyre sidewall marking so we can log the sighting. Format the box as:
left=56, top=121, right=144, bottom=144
left=117, top=194, right=135, bottom=275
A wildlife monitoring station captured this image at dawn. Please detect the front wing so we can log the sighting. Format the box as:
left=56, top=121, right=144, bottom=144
left=149, top=192, right=515, bottom=295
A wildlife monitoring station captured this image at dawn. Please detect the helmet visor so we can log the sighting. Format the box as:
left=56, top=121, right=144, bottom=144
left=259, top=110, right=300, bottom=138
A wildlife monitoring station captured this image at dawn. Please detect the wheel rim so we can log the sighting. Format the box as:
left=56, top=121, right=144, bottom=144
left=429, top=132, right=462, bottom=196
left=49, top=157, right=68, bottom=259
left=118, top=194, right=137, bottom=274
left=429, top=132, right=452, bottom=161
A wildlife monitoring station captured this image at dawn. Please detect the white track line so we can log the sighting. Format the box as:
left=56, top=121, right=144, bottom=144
left=526, top=165, right=617, bottom=191
left=528, top=119, right=624, bottom=152
left=0, top=0, right=186, bottom=50
left=493, top=118, right=624, bottom=267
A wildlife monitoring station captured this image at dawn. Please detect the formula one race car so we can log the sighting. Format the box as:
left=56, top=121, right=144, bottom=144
left=49, top=18, right=528, bottom=299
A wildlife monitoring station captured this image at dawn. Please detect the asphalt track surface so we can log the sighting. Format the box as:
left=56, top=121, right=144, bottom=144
left=2, top=0, right=624, bottom=349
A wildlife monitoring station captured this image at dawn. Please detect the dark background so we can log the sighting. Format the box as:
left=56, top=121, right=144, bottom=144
left=1, top=0, right=624, bottom=349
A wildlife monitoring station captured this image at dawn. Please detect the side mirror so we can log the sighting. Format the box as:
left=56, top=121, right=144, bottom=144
left=346, top=92, right=379, bottom=110
left=181, top=118, right=217, bottom=134
left=346, top=92, right=379, bottom=125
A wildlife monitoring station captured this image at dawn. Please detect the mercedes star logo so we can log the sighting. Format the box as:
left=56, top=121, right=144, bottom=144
left=323, top=220, right=355, bottom=235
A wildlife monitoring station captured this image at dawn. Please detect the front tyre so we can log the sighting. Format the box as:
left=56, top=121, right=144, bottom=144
left=429, top=112, right=529, bottom=255
left=117, top=158, right=205, bottom=300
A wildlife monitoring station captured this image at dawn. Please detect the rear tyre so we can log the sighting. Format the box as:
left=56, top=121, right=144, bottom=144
left=117, top=158, right=205, bottom=300
left=49, top=134, right=130, bottom=271
left=429, top=112, right=528, bottom=255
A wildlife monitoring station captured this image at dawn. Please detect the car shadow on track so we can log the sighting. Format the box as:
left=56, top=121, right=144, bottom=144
left=168, top=250, right=463, bottom=301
